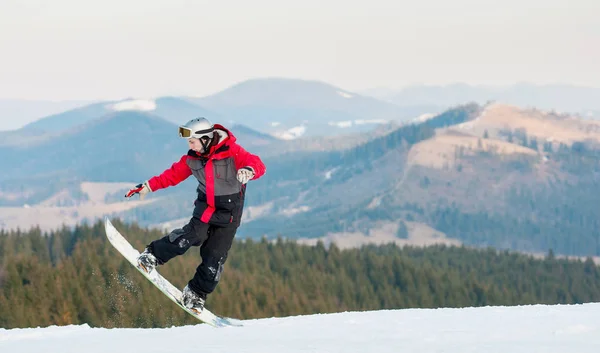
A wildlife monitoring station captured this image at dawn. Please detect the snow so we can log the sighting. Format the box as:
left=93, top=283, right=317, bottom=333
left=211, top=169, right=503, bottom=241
left=1, top=303, right=600, bottom=352
left=354, top=119, right=388, bottom=125
left=337, top=91, right=354, bottom=98
left=328, top=119, right=389, bottom=128
left=279, top=205, right=310, bottom=216
left=109, top=99, right=157, bottom=112
left=412, top=113, right=436, bottom=123
left=324, top=168, right=338, bottom=180
left=329, top=120, right=354, bottom=128
left=275, top=126, right=307, bottom=140
left=241, top=202, right=274, bottom=222
left=79, top=182, right=133, bottom=203
left=456, top=116, right=481, bottom=130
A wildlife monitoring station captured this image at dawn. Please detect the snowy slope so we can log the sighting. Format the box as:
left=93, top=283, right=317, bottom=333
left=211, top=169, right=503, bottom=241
left=2, top=303, right=599, bottom=353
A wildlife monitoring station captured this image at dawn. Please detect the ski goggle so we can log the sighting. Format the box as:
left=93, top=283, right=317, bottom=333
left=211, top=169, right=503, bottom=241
left=178, top=126, right=214, bottom=139
left=178, top=126, right=193, bottom=138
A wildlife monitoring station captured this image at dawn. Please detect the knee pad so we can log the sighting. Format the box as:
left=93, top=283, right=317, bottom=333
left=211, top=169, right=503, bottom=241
left=168, top=222, right=205, bottom=249
left=168, top=227, right=187, bottom=243
left=203, top=254, right=226, bottom=282
left=166, top=228, right=192, bottom=250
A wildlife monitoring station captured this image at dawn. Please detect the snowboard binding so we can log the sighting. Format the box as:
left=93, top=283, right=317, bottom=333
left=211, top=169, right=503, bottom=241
left=137, top=248, right=158, bottom=273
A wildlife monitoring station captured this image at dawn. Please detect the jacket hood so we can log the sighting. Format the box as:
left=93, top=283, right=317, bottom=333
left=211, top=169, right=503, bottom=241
left=191, top=124, right=237, bottom=158
left=213, top=124, right=237, bottom=145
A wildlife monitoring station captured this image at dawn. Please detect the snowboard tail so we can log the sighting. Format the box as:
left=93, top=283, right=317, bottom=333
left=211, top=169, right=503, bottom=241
left=103, top=218, right=242, bottom=328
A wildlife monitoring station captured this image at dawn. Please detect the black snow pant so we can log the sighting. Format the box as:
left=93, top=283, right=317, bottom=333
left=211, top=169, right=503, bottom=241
left=147, top=216, right=237, bottom=296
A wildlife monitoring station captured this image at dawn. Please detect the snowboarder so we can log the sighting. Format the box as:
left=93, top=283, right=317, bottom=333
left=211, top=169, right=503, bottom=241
left=124, top=117, right=266, bottom=312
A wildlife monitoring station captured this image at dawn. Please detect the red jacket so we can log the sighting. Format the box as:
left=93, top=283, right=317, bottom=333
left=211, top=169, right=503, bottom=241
left=147, top=124, right=266, bottom=226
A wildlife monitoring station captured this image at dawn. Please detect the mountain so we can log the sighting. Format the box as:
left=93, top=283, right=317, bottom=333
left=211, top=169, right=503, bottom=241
left=186, top=78, right=440, bottom=138
left=0, top=98, right=93, bottom=131
left=152, top=96, right=221, bottom=124
left=0, top=110, right=239, bottom=229
left=13, top=78, right=442, bottom=143
left=447, top=103, right=600, bottom=147
left=0, top=111, right=281, bottom=186
left=1, top=100, right=121, bottom=148
left=0, top=111, right=288, bottom=218
left=364, top=83, right=600, bottom=116
left=229, top=103, right=600, bottom=257
left=0, top=105, right=389, bottom=229
left=0, top=111, right=187, bottom=209
left=5, top=102, right=600, bottom=258
left=19, top=97, right=218, bottom=134
left=234, top=104, right=480, bottom=235
left=21, top=101, right=118, bottom=132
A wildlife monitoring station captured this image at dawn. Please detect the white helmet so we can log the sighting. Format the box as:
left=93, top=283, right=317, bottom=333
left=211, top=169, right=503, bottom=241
left=179, top=117, right=215, bottom=153
left=178, top=117, right=214, bottom=140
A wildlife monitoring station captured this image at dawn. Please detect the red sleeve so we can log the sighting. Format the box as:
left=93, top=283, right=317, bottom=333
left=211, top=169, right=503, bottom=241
left=231, top=143, right=266, bottom=180
left=147, top=155, right=192, bottom=191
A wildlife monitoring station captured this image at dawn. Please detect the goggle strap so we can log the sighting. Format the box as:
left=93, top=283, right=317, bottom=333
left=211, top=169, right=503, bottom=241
left=193, top=127, right=214, bottom=135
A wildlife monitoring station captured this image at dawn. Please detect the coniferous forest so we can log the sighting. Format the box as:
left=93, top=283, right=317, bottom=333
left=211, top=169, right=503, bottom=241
left=1, top=219, right=599, bottom=329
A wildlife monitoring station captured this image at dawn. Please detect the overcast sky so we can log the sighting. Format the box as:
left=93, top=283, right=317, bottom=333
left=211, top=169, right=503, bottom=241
left=0, top=0, right=598, bottom=100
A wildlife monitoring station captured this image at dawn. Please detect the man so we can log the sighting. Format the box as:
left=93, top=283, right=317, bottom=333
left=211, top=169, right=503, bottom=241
left=125, top=117, right=266, bottom=312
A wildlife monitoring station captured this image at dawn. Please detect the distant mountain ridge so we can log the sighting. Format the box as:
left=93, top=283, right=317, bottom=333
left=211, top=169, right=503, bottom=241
left=5, top=79, right=600, bottom=135
left=0, top=111, right=281, bottom=186
left=7, top=78, right=436, bottom=143
left=4, top=80, right=600, bottom=258
left=0, top=98, right=93, bottom=131
left=20, top=97, right=219, bottom=133
left=185, top=78, right=437, bottom=138
left=363, top=83, right=600, bottom=116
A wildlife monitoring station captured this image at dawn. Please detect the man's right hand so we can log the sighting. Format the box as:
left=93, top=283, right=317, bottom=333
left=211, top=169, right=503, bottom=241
left=125, top=182, right=152, bottom=200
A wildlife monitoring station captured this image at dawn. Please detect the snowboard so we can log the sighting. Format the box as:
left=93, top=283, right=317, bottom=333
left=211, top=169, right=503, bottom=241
left=103, top=217, right=242, bottom=328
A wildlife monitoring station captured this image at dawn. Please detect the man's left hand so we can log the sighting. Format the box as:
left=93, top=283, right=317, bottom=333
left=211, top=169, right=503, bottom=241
left=237, top=167, right=254, bottom=184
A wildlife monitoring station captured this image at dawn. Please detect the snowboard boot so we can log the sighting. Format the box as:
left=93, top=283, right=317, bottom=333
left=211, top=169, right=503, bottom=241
left=182, top=284, right=207, bottom=313
left=137, top=248, right=158, bottom=274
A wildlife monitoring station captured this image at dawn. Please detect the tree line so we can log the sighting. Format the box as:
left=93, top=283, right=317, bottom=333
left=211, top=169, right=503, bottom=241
left=1, top=219, right=599, bottom=329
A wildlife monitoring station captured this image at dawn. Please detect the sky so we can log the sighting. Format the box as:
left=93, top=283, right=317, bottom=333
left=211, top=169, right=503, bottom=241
left=0, top=0, right=599, bottom=101
left=1, top=303, right=599, bottom=352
